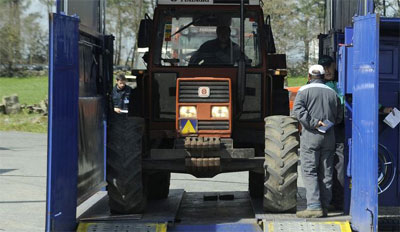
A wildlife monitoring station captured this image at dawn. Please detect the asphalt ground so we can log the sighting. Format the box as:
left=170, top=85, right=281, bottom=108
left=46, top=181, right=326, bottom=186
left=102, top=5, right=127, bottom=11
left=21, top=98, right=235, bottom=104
left=0, top=132, right=47, bottom=232
left=0, top=131, right=249, bottom=232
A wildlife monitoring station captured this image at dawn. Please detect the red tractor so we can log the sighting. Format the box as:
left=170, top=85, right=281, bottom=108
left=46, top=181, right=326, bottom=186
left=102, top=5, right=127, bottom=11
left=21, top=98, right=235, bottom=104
left=106, top=0, right=299, bottom=214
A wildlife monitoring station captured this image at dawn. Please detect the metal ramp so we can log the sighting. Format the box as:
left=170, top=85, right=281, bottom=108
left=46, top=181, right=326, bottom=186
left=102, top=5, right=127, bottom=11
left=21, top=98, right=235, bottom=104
left=77, top=189, right=184, bottom=232
left=252, top=188, right=351, bottom=232
left=264, top=221, right=351, bottom=232
left=78, top=223, right=167, bottom=232
left=76, top=189, right=351, bottom=232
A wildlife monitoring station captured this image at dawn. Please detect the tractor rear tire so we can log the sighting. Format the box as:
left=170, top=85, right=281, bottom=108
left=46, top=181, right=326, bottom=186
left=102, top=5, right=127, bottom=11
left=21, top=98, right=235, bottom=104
left=146, top=172, right=171, bottom=200
left=264, top=115, right=299, bottom=212
left=107, top=116, right=146, bottom=214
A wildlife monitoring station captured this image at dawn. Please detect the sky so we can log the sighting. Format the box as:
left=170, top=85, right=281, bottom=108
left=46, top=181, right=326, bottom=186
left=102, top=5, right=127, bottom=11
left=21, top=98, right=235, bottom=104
left=26, top=0, right=54, bottom=29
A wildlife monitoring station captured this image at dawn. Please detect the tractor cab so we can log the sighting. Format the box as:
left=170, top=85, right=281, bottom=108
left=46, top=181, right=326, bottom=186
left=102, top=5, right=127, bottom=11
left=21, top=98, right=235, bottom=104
left=136, top=0, right=288, bottom=141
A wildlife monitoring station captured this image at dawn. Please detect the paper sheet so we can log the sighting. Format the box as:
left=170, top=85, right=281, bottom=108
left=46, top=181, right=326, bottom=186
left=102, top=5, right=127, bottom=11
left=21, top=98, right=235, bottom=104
left=383, top=107, right=400, bottom=129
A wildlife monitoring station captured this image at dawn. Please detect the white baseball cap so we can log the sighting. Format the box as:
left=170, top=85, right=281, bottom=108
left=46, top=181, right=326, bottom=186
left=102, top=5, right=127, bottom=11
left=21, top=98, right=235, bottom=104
left=308, top=64, right=325, bottom=76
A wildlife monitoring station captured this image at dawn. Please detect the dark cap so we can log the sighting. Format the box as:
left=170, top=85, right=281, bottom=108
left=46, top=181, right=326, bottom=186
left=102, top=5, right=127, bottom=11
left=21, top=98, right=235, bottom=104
left=116, top=74, right=126, bottom=81
left=318, top=55, right=334, bottom=67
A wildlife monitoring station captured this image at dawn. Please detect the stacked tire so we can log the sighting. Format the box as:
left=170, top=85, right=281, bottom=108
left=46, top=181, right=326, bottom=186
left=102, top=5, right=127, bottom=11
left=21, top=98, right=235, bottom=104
left=107, top=117, right=146, bottom=214
left=263, top=115, right=299, bottom=212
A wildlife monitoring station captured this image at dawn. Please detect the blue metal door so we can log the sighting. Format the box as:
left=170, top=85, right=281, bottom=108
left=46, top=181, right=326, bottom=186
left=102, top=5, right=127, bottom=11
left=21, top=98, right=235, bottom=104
left=351, top=14, right=379, bottom=232
left=46, top=13, right=80, bottom=232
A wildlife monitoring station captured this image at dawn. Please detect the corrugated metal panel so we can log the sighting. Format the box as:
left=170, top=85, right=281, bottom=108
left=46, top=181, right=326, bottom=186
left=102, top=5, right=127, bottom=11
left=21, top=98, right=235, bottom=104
left=351, top=13, right=379, bottom=232
left=333, top=0, right=358, bottom=31
left=46, top=13, right=80, bottom=232
left=57, top=0, right=105, bottom=35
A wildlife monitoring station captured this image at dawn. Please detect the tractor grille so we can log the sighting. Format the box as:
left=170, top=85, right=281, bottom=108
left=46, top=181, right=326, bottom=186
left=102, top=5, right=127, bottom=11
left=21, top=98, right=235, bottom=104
left=178, top=81, right=229, bottom=103
left=198, top=120, right=229, bottom=130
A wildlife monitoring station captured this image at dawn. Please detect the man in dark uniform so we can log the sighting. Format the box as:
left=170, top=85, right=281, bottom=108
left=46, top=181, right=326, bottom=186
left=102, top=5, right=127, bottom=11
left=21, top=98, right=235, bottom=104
left=189, top=25, right=241, bottom=66
left=293, top=65, right=343, bottom=218
left=112, top=74, right=132, bottom=114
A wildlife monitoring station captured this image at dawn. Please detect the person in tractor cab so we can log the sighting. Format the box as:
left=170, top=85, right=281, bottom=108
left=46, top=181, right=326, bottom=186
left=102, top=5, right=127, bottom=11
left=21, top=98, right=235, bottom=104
left=189, top=25, right=241, bottom=66
left=112, top=74, right=132, bottom=114
left=293, top=64, right=343, bottom=218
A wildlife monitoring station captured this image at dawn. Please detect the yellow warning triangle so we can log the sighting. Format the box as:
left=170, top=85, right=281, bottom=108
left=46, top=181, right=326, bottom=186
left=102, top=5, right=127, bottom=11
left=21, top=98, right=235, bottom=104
left=181, top=120, right=196, bottom=134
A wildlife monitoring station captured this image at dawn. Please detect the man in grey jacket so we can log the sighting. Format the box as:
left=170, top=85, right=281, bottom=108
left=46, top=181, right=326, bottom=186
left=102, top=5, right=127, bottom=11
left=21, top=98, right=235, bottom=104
left=293, top=64, right=343, bottom=218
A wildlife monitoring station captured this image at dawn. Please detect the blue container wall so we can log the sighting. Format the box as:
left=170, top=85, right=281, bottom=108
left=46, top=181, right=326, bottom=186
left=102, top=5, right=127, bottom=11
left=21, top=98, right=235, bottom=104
left=377, top=18, right=400, bottom=207
left=46, top=13, right=80, bottom=232
left=340, top=20, right=400, bottom=208
left=350, top=14, right=379, bottom=232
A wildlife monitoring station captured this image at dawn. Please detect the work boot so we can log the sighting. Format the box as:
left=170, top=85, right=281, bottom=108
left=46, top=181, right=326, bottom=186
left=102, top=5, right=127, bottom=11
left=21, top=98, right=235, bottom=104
left=323, top=208, right=328, bottom=217
left=325, top=204, right=336, bottom=211
left=322, top=204, right=335, bottom=217
left=296, top=209, right=324, bottom=218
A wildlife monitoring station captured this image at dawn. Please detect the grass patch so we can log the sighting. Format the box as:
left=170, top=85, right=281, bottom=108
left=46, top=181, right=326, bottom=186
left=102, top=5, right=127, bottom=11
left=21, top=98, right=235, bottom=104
left=0, top=76, right=48, bottom=105
left=287, top=76, right=308, bottom=87
left=0, top=76, right=48, bottom=133
left=0, top=110, right=47, bottom=133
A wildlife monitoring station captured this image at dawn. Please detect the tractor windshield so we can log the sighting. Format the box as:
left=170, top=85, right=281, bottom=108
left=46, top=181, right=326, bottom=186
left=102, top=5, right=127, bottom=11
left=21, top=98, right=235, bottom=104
left=154, top=9, right=261, bottom=67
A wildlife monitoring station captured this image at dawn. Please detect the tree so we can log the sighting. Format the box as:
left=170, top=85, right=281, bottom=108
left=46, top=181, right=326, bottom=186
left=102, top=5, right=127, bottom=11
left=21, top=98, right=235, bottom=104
left=262, top=0, right=324, bottom=74
left=262, top=0, right=296, bottom=54
left=106, top=0, right=154, bottom=66
left=38, top=0, right=53, bottom=15
left=292, top=0, right=324, bottom=66
left=0, top=0, right=27, bottom=75
left=23, top=12, right=47, bottom=64
left=374, top=0, right=400, bottom=17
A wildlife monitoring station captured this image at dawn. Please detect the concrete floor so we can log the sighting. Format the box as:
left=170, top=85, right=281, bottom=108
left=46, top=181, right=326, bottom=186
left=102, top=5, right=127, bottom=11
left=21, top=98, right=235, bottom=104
left=0, top=131, right=249, bottom=232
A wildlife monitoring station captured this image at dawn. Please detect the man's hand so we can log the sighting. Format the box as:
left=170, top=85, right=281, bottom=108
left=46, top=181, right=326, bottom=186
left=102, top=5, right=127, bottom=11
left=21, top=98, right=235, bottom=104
left=114, top=108, right=121, bottom=114
left=316, top=120, right=326, bottom=128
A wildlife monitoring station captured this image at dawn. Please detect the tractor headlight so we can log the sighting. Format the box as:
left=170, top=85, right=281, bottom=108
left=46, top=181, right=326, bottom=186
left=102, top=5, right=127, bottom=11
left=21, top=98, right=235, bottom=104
left=211, top=106, right=229, bottom=118
left=179, top=106, right=197, bottom=118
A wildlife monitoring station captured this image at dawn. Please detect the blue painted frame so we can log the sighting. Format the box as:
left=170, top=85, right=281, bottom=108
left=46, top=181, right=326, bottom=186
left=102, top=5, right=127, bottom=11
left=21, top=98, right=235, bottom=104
left=46, top=13, right=80, bottom=232
left=351, top=13, right=379, bottom=232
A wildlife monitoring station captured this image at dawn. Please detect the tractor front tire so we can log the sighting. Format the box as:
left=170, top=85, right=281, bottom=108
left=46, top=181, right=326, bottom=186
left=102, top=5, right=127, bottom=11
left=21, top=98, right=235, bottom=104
left=107, top=116, right=146, bottom=214
left=264, top=115, right=299, bottom=212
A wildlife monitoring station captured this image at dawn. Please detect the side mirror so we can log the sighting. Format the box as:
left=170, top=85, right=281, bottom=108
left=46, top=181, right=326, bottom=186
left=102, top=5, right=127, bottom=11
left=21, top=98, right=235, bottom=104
left=138, top=14, right=153, bottom=48
left=264, top=15, right=276, bottom=54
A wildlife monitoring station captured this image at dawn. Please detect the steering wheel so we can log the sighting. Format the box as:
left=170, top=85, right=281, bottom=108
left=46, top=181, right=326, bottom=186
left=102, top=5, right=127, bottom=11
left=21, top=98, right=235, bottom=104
left=189, top=51, right=233, bottom=66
